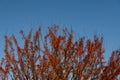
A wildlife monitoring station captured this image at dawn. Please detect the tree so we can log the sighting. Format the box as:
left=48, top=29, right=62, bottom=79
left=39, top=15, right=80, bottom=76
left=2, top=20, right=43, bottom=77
left=0, top=26, right=119, bottom=80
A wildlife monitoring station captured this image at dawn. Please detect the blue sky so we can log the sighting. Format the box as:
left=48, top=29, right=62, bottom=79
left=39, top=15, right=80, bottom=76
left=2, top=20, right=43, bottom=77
left=0, top=0, right=120, bottom=61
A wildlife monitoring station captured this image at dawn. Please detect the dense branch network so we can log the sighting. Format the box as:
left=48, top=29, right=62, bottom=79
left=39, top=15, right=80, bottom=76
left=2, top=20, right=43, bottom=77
left=0, top=26, right=120, bottom=80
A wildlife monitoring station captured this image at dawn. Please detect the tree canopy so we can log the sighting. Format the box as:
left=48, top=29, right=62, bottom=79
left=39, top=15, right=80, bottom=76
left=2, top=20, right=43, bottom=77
left=0, top=26, right=120, bottom=80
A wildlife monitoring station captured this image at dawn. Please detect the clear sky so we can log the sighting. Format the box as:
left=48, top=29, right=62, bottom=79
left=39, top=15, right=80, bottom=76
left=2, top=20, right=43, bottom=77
left=0, top=0, right=120, bottom=61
